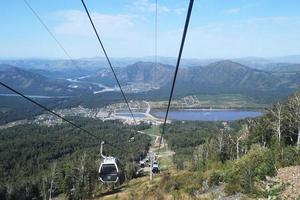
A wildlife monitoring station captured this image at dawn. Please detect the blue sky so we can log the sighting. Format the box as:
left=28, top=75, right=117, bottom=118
left=1, top=0, right=300, bottom=59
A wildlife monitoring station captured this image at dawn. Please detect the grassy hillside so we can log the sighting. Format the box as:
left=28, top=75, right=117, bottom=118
left=96, top=92, right=300, bottom=200
left=159, top=92, right=300, bottom=199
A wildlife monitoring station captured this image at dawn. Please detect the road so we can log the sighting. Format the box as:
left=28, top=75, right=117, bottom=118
left=138, top=129, right=175, bottom=173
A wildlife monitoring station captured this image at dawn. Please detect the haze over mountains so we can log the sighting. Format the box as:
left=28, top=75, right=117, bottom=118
left=0, top=64, right=98, bottom=95
left=2, top=54, right=300, bottom=70
left=1, top=57, right=300, bottom=99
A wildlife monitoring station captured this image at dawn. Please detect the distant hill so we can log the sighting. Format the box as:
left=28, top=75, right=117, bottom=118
left=1, top=60, right=299, bottom=101
left=180, top=60, right=282, bottom=91
left=0, top=64, right=88, bottom=95
left=0, top=59, right=105, bottom=79
left=265, top=64, right=300, bottom=73
left=2, top=55, right=300, bottom=72
left=83, top=60, right=298, bottom=93
left=83, top=61, right=174, bottom=87
left=118, top=62, right=174, bottom=86
left=233, top=55, right=300, bottom=70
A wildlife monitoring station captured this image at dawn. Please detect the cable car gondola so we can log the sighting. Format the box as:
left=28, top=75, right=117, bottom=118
left=99, top=157, right=120, bottom=183
left=152, top=161, right=160, bottom=174
left=139, top=160, right=145, bottom=168
left=98, top=141, right=120, bottom=183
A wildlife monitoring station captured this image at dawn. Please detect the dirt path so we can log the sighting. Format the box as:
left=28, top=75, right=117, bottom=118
left=99, top=127, right=175, bottom=200
left=140, top=130, right=175, bottom=173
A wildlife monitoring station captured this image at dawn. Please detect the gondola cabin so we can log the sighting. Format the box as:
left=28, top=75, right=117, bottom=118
left=145, top=157, right=149, bottom=163
left=99, top=157, right=119, bottom=183
left=152, top=161, right=160, bottom=174
left=139, top=160, right=145, bottom=168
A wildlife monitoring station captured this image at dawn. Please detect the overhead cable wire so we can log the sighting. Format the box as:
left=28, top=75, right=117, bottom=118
left=80, top=0, right=139, bottom=133
left=0, top=81, right=136, bottom=155
left=23, top=0, right=74, bottom=61
left=158, top=0, right=194, bottom=153
left=23, top=0, right=136, bottom=150
left=0, top=81, right=101, bottom=140
left=21, top=0, right=105, bottom=141
left=155, top=0, right=158, bottom=66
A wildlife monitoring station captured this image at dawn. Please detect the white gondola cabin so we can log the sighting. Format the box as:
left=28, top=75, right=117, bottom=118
left=139, top=160, right=145, bottom=168
left=99, top=157, right=120, bottom=183
left=152, top=161, right=160, bottom=174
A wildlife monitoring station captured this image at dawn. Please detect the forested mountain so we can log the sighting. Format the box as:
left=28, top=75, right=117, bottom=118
left=178, top=60, right=279, bottom=90
left=0, top=65, right=98, bottom=96
left=1, top=60, right=300, bottom=117
left=1, top=60, right=300, bottom=98
left=0, top=65, right=72, bottom=95
left=84, top=62, right=174, bottom=87
left=81, top=60, right=300, bottom=93
left=266, top=63, right=300, bottom=72
left=172, top=60, right=300, bottom=97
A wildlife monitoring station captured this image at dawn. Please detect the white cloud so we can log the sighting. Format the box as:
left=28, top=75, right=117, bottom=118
left=54, top=10, right=136, bottom=39
left=52, top=9, right=157, bottom=57
left=51, top=9, right=300, bottom=59
left=223, top=7, right=241, bottom=14
left=174, top=8, right=186, bottom=15
left=130, top=0, right=186, bottom=15
left=244, top=16, right=294, bottom=24
left=131, top=0, right=170, bottom=13
left=157, top=16, right=300, bottom=58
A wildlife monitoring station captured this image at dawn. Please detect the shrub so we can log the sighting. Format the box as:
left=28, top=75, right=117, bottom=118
left=279, top=146, right=299, bottom=167
left=208, top=170, right=223, bottom=186
left=225, top=146, right=276, bottom=195
left=224, top=166, right=242, bottom=195
left=224, top=181, right=242, bottom=196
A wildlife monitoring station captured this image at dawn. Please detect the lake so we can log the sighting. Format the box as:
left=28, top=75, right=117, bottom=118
left=153, top=109, right=262, bottom=121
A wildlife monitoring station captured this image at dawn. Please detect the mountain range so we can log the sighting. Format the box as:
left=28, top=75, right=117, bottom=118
left=0, top=64, right=98, bottom=96
left=2, top=55, right=300, bottom=71
left=0, top=59, right=299, bottom=99
left=81, top=60, right=300, bottom=94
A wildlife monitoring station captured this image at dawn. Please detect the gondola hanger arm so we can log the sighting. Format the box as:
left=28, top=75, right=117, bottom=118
left=100, top=141, right=106, bottom=159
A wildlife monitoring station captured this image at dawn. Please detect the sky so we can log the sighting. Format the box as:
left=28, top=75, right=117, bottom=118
left=1, top=0, right=300, bottom=59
